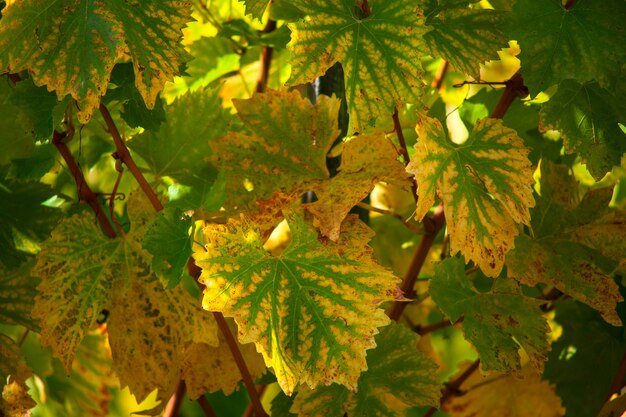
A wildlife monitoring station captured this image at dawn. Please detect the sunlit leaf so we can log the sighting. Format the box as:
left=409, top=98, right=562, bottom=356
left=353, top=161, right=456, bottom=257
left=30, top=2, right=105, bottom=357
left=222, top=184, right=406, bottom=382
left=194, top=214, right=400, bottom=394
left=506, top=162, right=625, bottom=326
left=292, top=323, right=441, bottom=416
left=506, top=0, right=626, bottom=94
left=287, top=0, right=428, bottom=132
left=446, top=363, right=564, bottom=417
left=407, top=116, right=535, bottom=276
left=422, top=0, right=508, bottom=76
left=0, top=0, right=193, bottom=123
left=1, top=376, right=35, bottom=417
left=430, top=257, right=549, bottom=372
left=539, top=80, right=626, bottom=180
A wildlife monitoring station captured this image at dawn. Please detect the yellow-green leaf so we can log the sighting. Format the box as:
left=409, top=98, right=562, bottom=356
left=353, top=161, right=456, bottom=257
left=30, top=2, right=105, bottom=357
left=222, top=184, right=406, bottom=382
left=194, top=214, right=399, bottom=394
left=292, top=323, right=441, bottom=417
left=287, top=0, right=428, bottom=132
left=407, top=116, right=535, bottom=276
left=181, top=318, right=265, bottom=398
left=241, top=0, right=271, bottom=20
left=0, top=0, right=192, bottom=123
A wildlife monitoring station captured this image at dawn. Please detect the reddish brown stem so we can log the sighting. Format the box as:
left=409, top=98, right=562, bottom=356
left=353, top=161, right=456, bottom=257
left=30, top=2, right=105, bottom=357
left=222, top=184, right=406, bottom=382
left=489, top=72, right=528, bottom=119
left=421, top=360, right=481, bottom=417
left=197, top=396, right=218, bottom=417
left=392, top=108, right=418, bottom=202
left=607, top=350, right=626, bottom=401
left=213, top=312, right=268, bottom=417
left=360, top=0, right=372, bottom=16
left=388, top=205, right=445, bottom=321
left=432, top=60, right=449, bottom=90
left=99, top=103, right=164, bottom=211
left=414, top=318, right=458, bottom=336
left=163, top=379, right=186, bottom=417
left=242, top=385, right=268, bottom=417
left=52, top=131, right=117, bottom=238
left=564, top=0, right=575, bottom=9
left=255, top=19, right=277, bottom=94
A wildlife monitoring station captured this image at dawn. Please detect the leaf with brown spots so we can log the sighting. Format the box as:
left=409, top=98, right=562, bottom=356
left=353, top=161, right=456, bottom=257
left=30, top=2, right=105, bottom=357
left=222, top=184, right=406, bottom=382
left=506, top=162, right=625, bottom=326
left=407, top=116, right=535, bottom=277
left=446, top=363, right=564, bottom=417
left=430, top=257, right=550, bottom=373
left=0, top=0, right=192, bottom=123
left=287, top=0, right=428, bottom=133
left=194, top=213, right=400, bottom=395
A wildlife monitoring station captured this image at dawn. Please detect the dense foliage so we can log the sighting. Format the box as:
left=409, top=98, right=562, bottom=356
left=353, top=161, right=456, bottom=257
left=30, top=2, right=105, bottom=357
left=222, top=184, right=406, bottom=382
left=1, top=1, right=625, bottom=416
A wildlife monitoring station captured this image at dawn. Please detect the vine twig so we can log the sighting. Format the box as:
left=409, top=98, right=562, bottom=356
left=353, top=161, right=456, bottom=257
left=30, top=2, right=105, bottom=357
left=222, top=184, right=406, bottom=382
left=392, top=107, right=418, bottom=202
left=52, top=131, right=117, bottom=238
left=163, top=379, right=186, bottom=417
left=197, top=396, right=218, bottom=417
left=356, top=202, right=420, bottom=234
left=432, top=60, right=449, bottom=90
left=99, top=103, right=164, bottom=211
left=489, top=72, right=528, bottom=119
left=421, top=360, right=481, bottom=417
left=242, top=385, right=268, bottom=417
left=388, top=204, right=445, bottom=321
left=255, top=18, right=277, bottom=94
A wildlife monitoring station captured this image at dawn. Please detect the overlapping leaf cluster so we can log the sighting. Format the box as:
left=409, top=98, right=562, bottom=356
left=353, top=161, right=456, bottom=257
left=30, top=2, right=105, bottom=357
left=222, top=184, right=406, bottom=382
left=0, top=0, right=625, bottom=416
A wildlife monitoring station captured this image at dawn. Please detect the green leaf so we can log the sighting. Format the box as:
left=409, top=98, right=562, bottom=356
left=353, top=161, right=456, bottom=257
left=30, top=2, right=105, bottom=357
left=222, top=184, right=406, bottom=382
left=104, top=63, right=167, bottom=132
left=406, top=116, right=535, bottom=277
left=506, top=162, right=625, bottom=326
left=0, top=0, right=193, bottom=123
left=0, top=177, right=60, bottom=268
left=0, top=263, right=39, bottom=331
left=544, top=299, right=626, bottom=417
left=271, top=391, right=296, bottom=417
left=539, top=80, right=626, bottom=180
left=128, top=87, right=229, bottom=185
left=241, top=0, right=271, bottom=20
left=506, top=0, right=626, bottom=94
left=430, top=257, right=550, bottom=373
left=142, top=207, right=193, bottom=288
left=422, top=0, right=508, bottom=76
left=167, top=167, right=227, bottom=212
left=292, top=323, right=441, bottom=416
left=287, top=0, right=428, bottom=132
left=194, top=214, right=400, bottom=395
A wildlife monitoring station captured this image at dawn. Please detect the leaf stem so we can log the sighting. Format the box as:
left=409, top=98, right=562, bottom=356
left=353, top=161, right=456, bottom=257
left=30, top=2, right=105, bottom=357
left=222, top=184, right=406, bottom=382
left=489, top=72, right=528, bottom=119
left=432, top=60, right=449, bottom=90
left=99, top=103, right=164, bottom=212
left=392, top=107, right=418, bottom=202
left=356, top=202, right=420, bottom=234
left=388, top=204, right=445, bottom=321
left=421, top=360, right=481, bottom=417
left=213, top=312, right=269, bottom=417
left=606, top=350, right=626, bottom=401
left=255, top=19, right=277, bottom=94
left=52, top=131, right=117, bottom=238
left=413, top=317, right=463, bottom=336
left=197, top=396, right=218, bottom=417
left=163, top=379, right=186, bottom=417
left=242, top=385, right=267, bottom=417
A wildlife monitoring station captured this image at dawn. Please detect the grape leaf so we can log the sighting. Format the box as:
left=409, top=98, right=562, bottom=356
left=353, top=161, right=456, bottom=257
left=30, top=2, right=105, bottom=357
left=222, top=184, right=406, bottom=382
left=128, top=87, right=229, bottom=186
left=181, top=318, right=266, bottom=398
left=292, top=323, right=441, bottom=417
left=271, top=391, right=296, bottom=417
left=407, top=116, right=535, bottom=277
left=506, top=162, right=624, bottom=326
left=446, top=363, right=564, bottom=417
left=0, top=334, right=20, bottom=389
left=217, top=90, right=409, bottom=239
left=142, top=207, right=193, bottom=288
left=0, top=263, right=39, bottom=331
left=305, top=133, right=411, bottom=241
left=31, top=212, right=121, bottom=372
left=539, top=80, right=626, bottom=180
left=506, top=0, right=626, bottom=94
left=544, top=300, right=626, bottom=417
left=0, top=0, right=193, bottom=123
left=0, top=375, right=35, bottom=417
left=422, top=0, right=508, bottom=76
left=215, top=90, right=339, bottom=207
left=430, top=257, right=550, bottom=373
left=0, top=177, right=60, bottom=268
left=194, top=214, right=400, bottom=394
left=287, top=0, right=428, bottom=132
left=107, top=271, right=218, bottom=414
left=241, top=0, right=271, bottom=20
